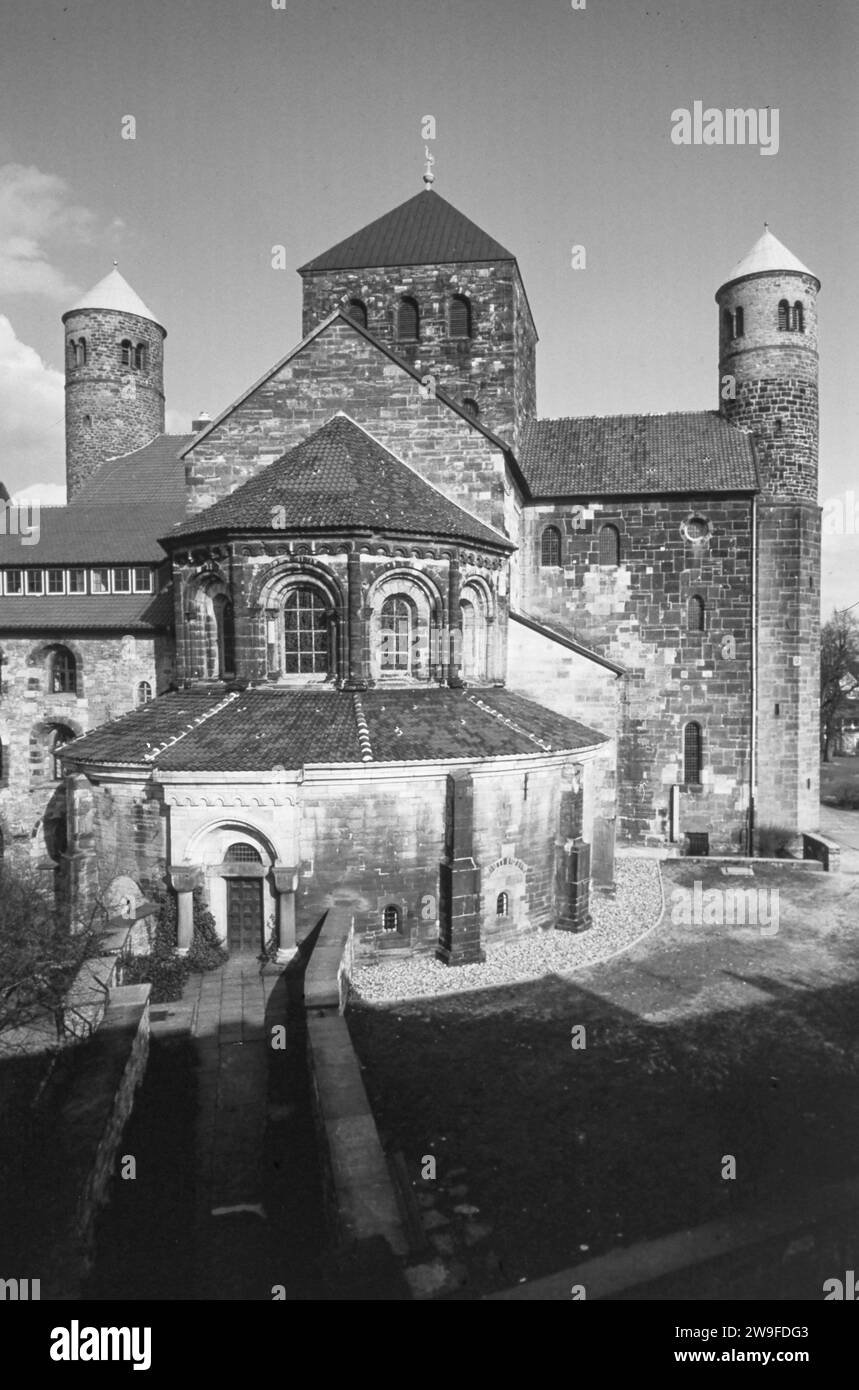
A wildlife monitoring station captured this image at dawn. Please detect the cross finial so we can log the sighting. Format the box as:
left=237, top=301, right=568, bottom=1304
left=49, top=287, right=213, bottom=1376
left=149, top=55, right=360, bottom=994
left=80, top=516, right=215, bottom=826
left=423, top=145, right=435, bottom=189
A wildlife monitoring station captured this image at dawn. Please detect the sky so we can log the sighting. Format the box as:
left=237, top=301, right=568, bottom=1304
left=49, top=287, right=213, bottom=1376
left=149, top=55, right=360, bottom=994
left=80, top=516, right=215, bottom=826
left=0, top=0, right=856, bottom=612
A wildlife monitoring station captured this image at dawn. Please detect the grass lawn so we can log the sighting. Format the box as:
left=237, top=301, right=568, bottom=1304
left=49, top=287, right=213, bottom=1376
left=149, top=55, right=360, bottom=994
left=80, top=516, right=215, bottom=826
left=348, top=860, right=859, bottom=1297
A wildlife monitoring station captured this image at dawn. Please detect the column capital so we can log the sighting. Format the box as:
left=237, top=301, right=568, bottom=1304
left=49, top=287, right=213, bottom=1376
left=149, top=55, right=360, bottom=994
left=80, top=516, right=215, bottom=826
left=272, top=863, right=299, bottom=893
left=169, top=864, right=203, bottom=894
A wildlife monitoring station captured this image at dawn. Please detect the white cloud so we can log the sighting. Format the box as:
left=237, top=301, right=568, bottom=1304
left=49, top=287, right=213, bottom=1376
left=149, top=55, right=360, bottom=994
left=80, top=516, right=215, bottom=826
left=0, top=314, right=65, bottom=495
left=0, top=163, right=96, bottom=301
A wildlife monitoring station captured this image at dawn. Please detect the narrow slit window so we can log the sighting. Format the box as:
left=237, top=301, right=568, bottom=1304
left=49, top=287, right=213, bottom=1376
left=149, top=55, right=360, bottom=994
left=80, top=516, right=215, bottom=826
left=683, top=721, right=703, bottom=785
left=540, top=525, right=561, bottom=567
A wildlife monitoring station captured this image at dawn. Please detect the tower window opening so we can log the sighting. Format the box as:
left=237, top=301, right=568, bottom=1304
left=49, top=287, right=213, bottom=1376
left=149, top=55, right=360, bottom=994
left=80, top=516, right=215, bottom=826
left=77, top=337, right=87, bottom=366
left=777, top=300, right=790, bottom=331
left=346, top=298, right=367, bottom=328
left=792, top=301, right=804, bottom=332
left=66, top=339, right=77, bottom=369
left=48, top=647, right=77, bottom=695
left=683, top=721, right=703, bottom=786
left=396, top=297, right=420, bottom=341
left=449, top=294, right=472, bottom=338
left=734, top=306, right=744, bottom=336
left=496, top=891, right=509, bottom=917
left=82, top=414, right=92, bottom=431
left=598, top=523, right=621, bottom=567
left=723, top=309, right=734, bottom=339
left=540, top=525, right=562, bottom=567
left=688, top=594, right=705, bottom=631
left=120, top=339, right=133, bottom=366
left=134, top=342, right=148, bottom=370
left=382, top=904, right=401, bottom=932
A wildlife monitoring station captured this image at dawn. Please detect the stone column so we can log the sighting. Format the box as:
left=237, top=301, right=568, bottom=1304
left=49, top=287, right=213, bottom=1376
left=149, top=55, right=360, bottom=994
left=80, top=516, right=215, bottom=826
left=447, top=554, right=464, bottom=688
left=554, top=765, right=592, bottom=932
left=273, top=864, right=299, bottom=962
left=437, top=770, right=484, bottom=966
left=342, top=550, right=368, bottom=691
left=169, top=865, right=203, bottom=954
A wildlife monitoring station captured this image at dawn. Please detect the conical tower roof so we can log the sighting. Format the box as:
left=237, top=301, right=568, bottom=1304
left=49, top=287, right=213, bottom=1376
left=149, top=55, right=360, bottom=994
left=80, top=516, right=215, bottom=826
left=64, top=267, right=161, bottom=325
left=719, top=228, right=818, bottom=291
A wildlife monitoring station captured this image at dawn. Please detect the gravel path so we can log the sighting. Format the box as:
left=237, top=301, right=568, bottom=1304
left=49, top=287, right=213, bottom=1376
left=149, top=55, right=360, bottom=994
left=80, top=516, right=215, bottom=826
left=351, top=855, right=665, bottom=1004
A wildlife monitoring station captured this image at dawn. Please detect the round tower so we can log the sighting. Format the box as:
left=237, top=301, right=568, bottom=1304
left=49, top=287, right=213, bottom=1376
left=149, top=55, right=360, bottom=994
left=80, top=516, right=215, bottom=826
left=62, top=267, right=166, bottom=499
left=716, top=227, right=820, bottom=501
left=716, top=228, right=821, bottom=838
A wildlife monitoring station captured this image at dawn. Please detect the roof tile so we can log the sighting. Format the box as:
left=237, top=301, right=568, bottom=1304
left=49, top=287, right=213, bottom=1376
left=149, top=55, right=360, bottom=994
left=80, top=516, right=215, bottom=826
left=299, top=190, right=515, bottom=272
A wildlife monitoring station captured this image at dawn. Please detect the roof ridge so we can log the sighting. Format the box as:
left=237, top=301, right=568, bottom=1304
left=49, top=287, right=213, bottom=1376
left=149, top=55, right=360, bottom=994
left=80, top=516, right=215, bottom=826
left=352, top=692, right=374, bottom=763
left=465, top=692, right=555, bottom=753
left=143, top=689, right=241, bottom=763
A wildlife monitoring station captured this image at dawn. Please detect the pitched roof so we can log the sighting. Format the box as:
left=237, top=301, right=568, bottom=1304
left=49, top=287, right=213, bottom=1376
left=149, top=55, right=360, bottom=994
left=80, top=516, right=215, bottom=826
left=0, top=590, right=173, bottom=632
left=76, top=433, right=193, bottom=509
left=64, top=268, right=161, bottom=325
left=61, top=686, right=606, bottom=771
left=0, top=502, right=180, bottom=565
left=298, top=190, right=516, bottom=272
left=518, top=412, right=758, bottom=498
left=168, top=414, right=512, bottom=550
left=720, top=228, right=817, bottom=289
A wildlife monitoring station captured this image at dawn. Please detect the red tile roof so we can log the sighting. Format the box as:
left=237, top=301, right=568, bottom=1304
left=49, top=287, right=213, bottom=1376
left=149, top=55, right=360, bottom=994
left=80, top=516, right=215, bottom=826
left=169, top=414, right=512, bottom=551
left=61, top=686, right=606, bottom=771
left=519, top=412, right=758, bottom=497
left=298, top=190, right=516, bottom=272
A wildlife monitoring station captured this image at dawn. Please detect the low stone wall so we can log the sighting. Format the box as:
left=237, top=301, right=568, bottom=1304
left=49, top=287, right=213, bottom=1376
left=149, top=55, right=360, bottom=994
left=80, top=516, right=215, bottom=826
left=803, top=831, right=841, bottom=872
left=304, top=905, right=410, bottom=1296
left=7, top=982, right=151, bottom=1299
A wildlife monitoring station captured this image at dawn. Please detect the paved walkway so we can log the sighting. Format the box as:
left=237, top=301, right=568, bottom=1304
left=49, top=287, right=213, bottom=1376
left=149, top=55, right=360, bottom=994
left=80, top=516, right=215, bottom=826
left=146, top=955, right=325, bottom=1300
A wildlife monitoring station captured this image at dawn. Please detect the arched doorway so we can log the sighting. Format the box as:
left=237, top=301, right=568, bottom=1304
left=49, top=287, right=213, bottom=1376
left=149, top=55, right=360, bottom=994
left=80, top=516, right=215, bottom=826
left=223, top=842, right=264, bottom=954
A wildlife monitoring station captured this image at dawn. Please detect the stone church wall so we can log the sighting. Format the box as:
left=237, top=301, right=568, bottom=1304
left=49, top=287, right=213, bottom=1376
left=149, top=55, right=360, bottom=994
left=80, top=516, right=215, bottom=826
left=518, top=494, right=754, bottom=852
left=183, top=318, right=517, bottom=535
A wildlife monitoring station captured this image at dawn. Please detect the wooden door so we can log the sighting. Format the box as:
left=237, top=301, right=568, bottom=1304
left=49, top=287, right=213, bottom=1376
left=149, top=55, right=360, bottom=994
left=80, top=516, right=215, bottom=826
left=227, top=877, right=263, bottom=955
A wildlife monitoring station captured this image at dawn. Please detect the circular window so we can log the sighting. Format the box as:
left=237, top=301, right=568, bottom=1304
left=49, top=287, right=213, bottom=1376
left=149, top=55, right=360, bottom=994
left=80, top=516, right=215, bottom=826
left=682, top=515, right=711, bottom=543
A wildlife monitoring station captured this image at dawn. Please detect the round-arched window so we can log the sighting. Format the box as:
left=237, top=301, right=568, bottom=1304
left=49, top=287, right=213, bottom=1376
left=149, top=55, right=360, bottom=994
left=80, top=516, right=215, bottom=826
left=225, top=842, right=262, bottom=863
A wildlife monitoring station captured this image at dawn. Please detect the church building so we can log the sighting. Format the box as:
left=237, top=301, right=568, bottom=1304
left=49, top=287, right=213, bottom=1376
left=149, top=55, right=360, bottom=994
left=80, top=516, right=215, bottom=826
left=0, top=179, right=821, bottom=963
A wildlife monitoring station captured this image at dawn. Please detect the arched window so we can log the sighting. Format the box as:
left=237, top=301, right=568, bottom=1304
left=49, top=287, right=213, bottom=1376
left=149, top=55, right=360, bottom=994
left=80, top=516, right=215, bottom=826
left=792, top=301, right=804, bottom=332
left=460, top=598, right=477, bottom=680
left=67, top=339, right=77, bottom=369
left=120, top=339, right=132, bottom=365
left=496, top=891, right=509, bottom=917
left=282, top=587, right=330, bottom=675
left=540, top=525, right=561, bottom=567
left=136, top=680, right=152, bottom=706
left=598, top=523, right=621, bottom=567
left=382, top=904, right=401, bottom=932
left=78, top=337, right=87, bottom=366
left=380, top=596, right=412, bottom=671
left=449, top=294, right=471, bottom=338
left=683, top=721, right=703, bottom=785
left=461, top=397, right=479, bottom=419
left=134, top=342, right=147, bottom=370
left=723, top=309, right=734, bottom=339
left=225, top=842, right=262, bottom=864
left=777, top=300, right=789, bottom=331
left=48, top=646, right=77, bottom=695
left=688, top=595, right=705, bottom=631
left=346, top=298, right=367, bottom=328
left=34, top=723, right=76, bottom=782
left=397, top=297, right=419, bottom=340
left=734, top=306, right=744, bottom=336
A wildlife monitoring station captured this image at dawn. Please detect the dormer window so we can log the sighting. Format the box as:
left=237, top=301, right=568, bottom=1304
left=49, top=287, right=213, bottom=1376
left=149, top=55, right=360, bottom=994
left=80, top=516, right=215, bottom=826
left=449, top=294, right=472, bottom=338
left=397, top=297, right=420, bottom=341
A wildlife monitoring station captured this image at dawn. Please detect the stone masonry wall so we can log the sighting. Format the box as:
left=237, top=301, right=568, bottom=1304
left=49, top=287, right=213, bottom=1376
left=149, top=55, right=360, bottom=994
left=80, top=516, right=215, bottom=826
left=63, top=308, right=165, bottom=499
left=183, top=318, right=519, bottom=535
left=0, top=632, right=171, bottom=863
left=300, top=258, right=537, bottom=447
left=519, top=495, right=755, bottom=851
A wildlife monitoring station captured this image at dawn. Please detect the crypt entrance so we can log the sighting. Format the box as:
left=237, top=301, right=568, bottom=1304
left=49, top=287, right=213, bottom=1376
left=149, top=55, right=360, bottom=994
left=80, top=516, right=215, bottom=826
left=224, top=842, right=265, bottom=955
